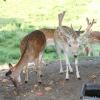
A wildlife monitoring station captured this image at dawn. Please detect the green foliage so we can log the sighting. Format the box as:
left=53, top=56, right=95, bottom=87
left=0, top=0, right=100, bottom=64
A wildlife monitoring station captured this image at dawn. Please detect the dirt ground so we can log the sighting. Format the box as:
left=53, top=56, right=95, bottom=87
left=0, top=57, right=100, bottom=100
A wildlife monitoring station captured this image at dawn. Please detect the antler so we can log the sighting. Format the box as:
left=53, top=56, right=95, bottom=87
left=86, top=17, right=90, bottom=25
left=78, top=25, right=82, bottom=31
left=57, top=11, right=66, bottom=35
left=70, top=24, right=74, bottom=30
left=58, top=11, right=66, bottom=26
left=70, top=24, right=78, bottom=39
left=91, top=19, right=96, bottom=26
left=85, top=17, right=96, bottom=34
left=86, top=17, right=96, bottom=26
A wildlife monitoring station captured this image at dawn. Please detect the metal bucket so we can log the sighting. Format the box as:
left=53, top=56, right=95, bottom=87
left=80, top=83, right=100, bottom=100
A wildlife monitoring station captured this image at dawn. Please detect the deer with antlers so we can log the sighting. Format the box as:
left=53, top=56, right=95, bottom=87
left=53, top=11, right=81, bottom=79
left=5, top=30, right=46, bottom=87
left=81, top=18, right=100, bottom=56
left=86, top=18, right=100, bottom=56
left=20, top=18, right=84, bottom=82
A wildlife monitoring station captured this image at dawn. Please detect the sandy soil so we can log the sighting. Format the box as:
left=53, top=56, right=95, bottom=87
left=0, top=57, right=100, bottom=100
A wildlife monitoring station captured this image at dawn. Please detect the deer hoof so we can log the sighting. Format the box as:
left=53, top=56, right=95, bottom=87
left=77, top=77, right=81, bottom=80
left=25, top=81, right=28, bottom=83
left=65, top=78, right=69, bottom=81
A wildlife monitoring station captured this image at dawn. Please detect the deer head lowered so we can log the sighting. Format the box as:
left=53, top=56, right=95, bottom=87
left=54, top=11, right=80, bottom=79
left=5, top=30, right=46, bottom=87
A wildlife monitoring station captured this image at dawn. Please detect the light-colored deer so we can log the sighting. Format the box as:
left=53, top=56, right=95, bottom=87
left=85, top=18, right=100, bottom=56
left=54, top=11, right=80, bottom=79
left=5, top=30, right=46, bottom=87
left=81, top=18, right=100, bottom=56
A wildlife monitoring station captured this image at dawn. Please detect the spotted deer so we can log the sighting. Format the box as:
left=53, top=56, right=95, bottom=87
left=86, top=18, right=100, bottom=56
left=81, top=18, right=100, bottom=56
left=5, top=30, right=46, bottom=87
left=53, top=11, right=80, bottom=79
left=40, top=26, right=84, bottom=46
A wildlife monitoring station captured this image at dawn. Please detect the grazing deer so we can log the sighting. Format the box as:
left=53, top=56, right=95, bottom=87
left=5, top=30, right=46, bottom=86
left=54, top=11, right=80, bottom=79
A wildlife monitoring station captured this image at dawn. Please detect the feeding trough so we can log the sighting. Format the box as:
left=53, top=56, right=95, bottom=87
left=80, top=83, right=100, bottom=100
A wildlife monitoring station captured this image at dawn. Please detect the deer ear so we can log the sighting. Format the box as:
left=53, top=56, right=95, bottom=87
left=9, top=63, right=13, bottom=68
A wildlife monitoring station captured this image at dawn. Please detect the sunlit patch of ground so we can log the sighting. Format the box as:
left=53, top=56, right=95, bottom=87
left=0, top=64, right=9, bottom=71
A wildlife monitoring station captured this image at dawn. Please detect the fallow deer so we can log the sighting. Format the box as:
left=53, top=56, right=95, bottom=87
left=86, top=18, right=100, bottom=56
left=5, top=30, right=46, bottom=87
left=40, top=26, right=84, bottom=46
left=81, top=18, right=100, bottom=56
left=54, top=11, right=80, bottom=79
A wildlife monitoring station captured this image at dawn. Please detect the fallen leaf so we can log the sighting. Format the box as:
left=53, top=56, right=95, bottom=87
left=44, top=86, right=52, bottom=92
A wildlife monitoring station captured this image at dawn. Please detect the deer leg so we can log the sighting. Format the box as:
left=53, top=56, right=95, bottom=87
left=64, top=52, right=70, bottom=79
left=35, top=58, right=42, bottom=84
left=67, top=60, right=73, bottom=73
left=87, top=44, right=92, bottom=56
left=75, top=58, right=80, bottom=79
left=59, top=55, right=63, bottom=73
left=57, top=48, right=64, bottom=73
left=23, top=66, right=26, bottom=74
left=38, top=52, right=44, bottom=77
left=28, top=61, right=37, bottom=73
left=64, top=49, right=73, bottom=73
left=17, top=75, right=21, bottom=83
left=88, top=48, right=91, bottom=56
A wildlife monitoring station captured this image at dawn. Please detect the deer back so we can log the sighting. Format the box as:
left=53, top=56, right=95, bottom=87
left=39, top=28, right=55, bottom=39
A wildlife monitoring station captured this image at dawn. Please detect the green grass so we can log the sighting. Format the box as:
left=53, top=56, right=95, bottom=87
left=0, top=0, right=100, bottom=64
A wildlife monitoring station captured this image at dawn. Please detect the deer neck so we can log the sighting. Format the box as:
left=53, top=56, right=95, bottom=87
left=12, top=47, right=28, bottom=78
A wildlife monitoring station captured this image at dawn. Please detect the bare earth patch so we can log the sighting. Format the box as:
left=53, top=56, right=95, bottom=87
left=0, top=57, right=100, bottom=100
